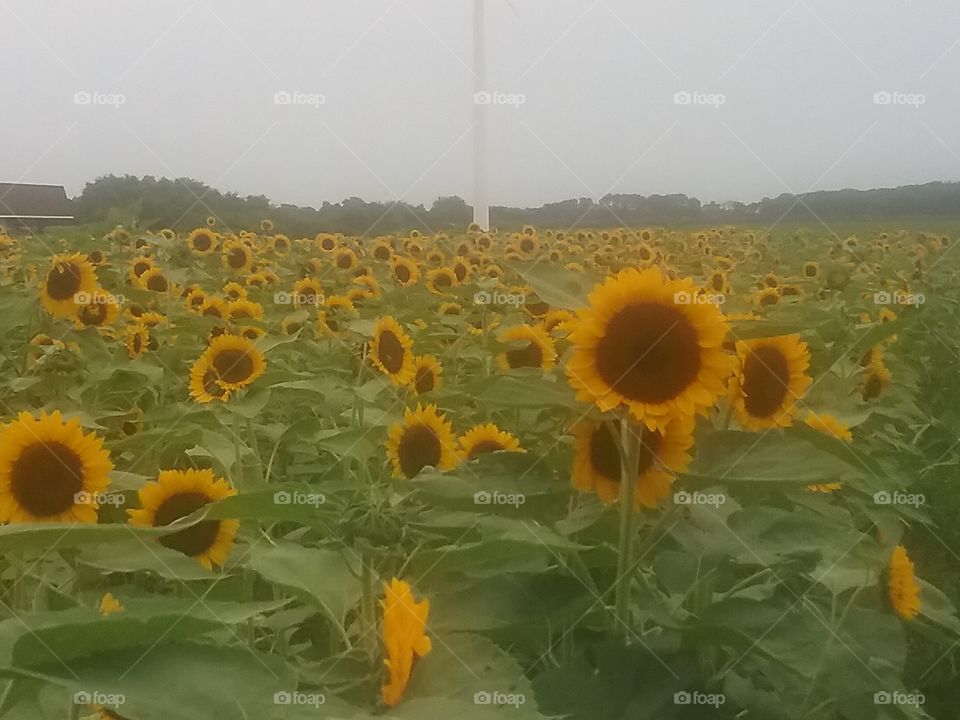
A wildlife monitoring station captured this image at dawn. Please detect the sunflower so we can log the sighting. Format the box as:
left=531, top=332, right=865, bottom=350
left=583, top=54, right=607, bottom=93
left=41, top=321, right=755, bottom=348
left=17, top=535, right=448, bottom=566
left=187, top=228, right=218, bottom=254
left=225, top=299, right=264, bottom=322
left=202, top=334, right=266, bottom=391
left=74, top=294, right=119, bottom=329
left=385, top=404, right=459, bottom=479
left=128, top=256, right=154, bottom=284
left=754, top=287, right=780, bottom=307
left=566, top=268, right=734, bottom=432
left=438, top=302, right=462, bottom=316
left=281, top=315, right=305, bottom=335
left=201, top=297, right=227, bottom=319
left=184, top=288, right=207, bottom=313
left=450, top=257, right=471, bottom=283
left=459, top=423, right=522, bottom=460
left=496, top=324, right=556, bottom=372
left=188, top=355, right=231, bottom=403
left=270, top=234, right=291, bottom=255
left=542, top=309, right=575, bottom=335
left=390, top=256, right=420, bottom=287
left=125, top=324, right=150, bottom=359
left=380, top=578, right=432, bottom=707
left=139, top=267, right=172, bottom=294
left=40, top=253, right=98, bottom=318
left=861, top=358, right=891, bottom=401
left=260, top=219, right=274, bottom=232
left=0, top=411, right=113, bottom=523
left=372, top=239, right=394, bottom=261
left=426, top=267, right=458, bottom=294
left=99, top=592, right=124, bottom=616
left=411, top=355, right=443, bottom=395
left=292, top=277, right=324, bottom=307
left=221, top=240, right=254, bottom=273
left=316, top=233, right=339, bottom=252
left=514, top=233, right=540, bottom=255
left=803, top=261, right=820, bottom=278
left=572, top=414, right=694, bottom=509
left=887, top=545, right=920, bottom=620
left=128, top=469, right=238, bottom=569
left=371, top=316, right=416, bottom=386
left=223, top=281, right=247, bottom=301
left=728, top=335, right=811, bottom=431
left=333, top=247, right=358, bottom=270
left=236, top=325, right=265, bottom=341
left=325, top=294, right=357, bottom=315
left=804, top=411, right=852, bottom=443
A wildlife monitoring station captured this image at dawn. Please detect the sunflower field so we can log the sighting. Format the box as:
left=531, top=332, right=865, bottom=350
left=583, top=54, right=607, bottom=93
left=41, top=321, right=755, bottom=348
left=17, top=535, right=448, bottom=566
left=0, top=221, right=957, bottom=720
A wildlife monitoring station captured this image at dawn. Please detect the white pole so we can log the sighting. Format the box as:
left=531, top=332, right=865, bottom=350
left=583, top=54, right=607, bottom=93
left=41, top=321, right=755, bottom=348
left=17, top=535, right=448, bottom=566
left=472, top=0, right=490, bottom=231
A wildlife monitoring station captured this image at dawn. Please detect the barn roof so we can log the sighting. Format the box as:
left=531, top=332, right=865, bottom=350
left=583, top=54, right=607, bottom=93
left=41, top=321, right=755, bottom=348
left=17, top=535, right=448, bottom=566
left=0, top=183, right=74, bottom=219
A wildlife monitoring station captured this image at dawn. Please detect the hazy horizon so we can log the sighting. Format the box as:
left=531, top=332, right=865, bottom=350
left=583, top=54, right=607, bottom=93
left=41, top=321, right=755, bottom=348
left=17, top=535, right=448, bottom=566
left=7, top=0, right=960, bottom=208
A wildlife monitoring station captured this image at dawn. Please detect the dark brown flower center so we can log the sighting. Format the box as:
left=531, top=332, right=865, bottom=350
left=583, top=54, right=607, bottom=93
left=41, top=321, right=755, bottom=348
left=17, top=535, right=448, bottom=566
left=212, top=349, right=254, bottom=384
left=228, top=248, right=247, bottom=268
left=10, top=441, right=85, bottom=517
left=397, top=424, right=442, bottom=478
left=589, top=423, right=662, bottom=481
left=594, top=303, right=701, bottom=403
left=414, top=366, right=435, bottom=393
left=467, top=439, right=505, bottom=459
left=741, top=346, right=790, bottom=417
left=505, top=341, right=543, bottom=369
left=46, top=262, right=82, bottom=301
left=395, top=265, right=411, bottom=283
left=377, top=330, right=406, bottom=374
left=154, top=491, right=220, bottom=558
left=192, top=233, right=212, bottom=251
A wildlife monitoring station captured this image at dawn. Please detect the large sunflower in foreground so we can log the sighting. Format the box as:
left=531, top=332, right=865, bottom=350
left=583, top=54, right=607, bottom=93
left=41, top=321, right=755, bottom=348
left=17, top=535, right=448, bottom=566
left=571, top=414, right=694, bottom=509
left=380, top=578, right=432, bottom=707
left=0, top=411, right=113, bottom=523
left=496, top=324, right=556, bottom=372
left=459, top=423, right=522, bottom=460
left=371, top=317, right=416, bottom=386
left=202, top=335, right=266, bottom=392
left=566, top=267, right=734, bottom=431
left=128, top=468, right=238, bottom=569
left=888, top=545, right=920, bottom=620
left=40, top=253, right=98, bottom=318
left=386, top=404, right=459, bottom=479
left=728, top=335, right=811, bottom=431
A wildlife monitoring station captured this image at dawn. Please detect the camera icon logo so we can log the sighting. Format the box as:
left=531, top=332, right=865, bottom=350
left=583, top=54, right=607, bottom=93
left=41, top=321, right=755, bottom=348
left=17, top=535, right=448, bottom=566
left=474, top=690, right=492, bottom=705
left=274, top=91, right=292, bottom=105
left=274, top=691, right=292, bottom=705
left=673, top=90, right=692, bottom=105
left=873, top=91, right=892, bottom=105
left=873, top=691, right=892, bottom=704
left=274, top=491, right=292, bottom=505
left=73, top=691, right=92, bottom=705
left=473, top=491, right=492, bottom=505
left=673, top=491, right=692, bottom=505
left=473, top=91, right=492, bottom=105
left=873, top=290, right=891, bottom=305
left=873, top=491, right=891, bottom=505
left=673, top=691, right=692, bottom=705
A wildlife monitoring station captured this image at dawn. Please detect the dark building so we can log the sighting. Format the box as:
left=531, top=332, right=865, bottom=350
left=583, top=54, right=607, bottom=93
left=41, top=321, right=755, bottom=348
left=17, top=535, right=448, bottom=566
left=0, top=182, right=74, bottom=233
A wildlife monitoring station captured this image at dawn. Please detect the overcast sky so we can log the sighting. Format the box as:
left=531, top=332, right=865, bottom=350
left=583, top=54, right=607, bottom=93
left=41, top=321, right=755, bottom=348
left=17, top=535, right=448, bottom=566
left=4, top=0, right=959, bottom=208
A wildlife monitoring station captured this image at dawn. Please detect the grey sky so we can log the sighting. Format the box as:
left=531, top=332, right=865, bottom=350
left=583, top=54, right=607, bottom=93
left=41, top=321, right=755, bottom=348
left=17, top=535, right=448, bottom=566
left=4, top=0, right=959, bottom=208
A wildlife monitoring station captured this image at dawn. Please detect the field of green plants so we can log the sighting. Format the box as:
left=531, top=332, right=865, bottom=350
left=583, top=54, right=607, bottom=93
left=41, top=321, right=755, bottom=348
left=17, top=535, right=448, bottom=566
left=0, top=221, right=956, bottom=719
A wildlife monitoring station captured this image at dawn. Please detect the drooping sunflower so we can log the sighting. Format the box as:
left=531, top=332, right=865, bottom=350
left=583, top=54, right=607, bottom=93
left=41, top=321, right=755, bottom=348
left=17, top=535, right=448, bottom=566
left=572, top=414, right=694, bottom=509
left=380, top=578, right=432, bottom=707
left=860, top=358, right=892, bottom=401
left=40, top=253, right=98, bottom=318
left=804, top=411, right=852, bottom=443
left=225, top=299, right=264, bottom=322
left=202, top=334, right=266, bottom=391
left=411, top=355, right=443, bottom=395
left=371, top=316, right=416, bottom=386
left=887, top=545, right=920, bottom=620
left=128, top=469, right=238, bottom=569
left=200, top=297, right=226, bottom=319
left=426, top=267, right=458, bottom=294
left=566, top=267, right=734, bottom=432
left=459, top=423, right=522, bottom=460
left=221, top=240, right=254, bottom=273
left=496, top=324, right=557, bottom=372
left=390, top=256, right=420, bottom=287
left=385, top=404, right=459, bottom=479
left=728, top=335, right=811, bottom=431
left=125, top=324, right=150, bottom=359
left=188, top=355, right=231, bottom=404
left=187, top=228, right=218, bottom=254
left=0, top=411, right=113, bottom=523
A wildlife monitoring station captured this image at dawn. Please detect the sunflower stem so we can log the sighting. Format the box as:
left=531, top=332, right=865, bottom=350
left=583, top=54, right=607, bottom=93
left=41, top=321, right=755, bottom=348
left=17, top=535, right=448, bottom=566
left=68, top=699, right=81, bottom=720
left=359, top=546, right=378, bottom=661
left=613, top=414, right=640, bottom=638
